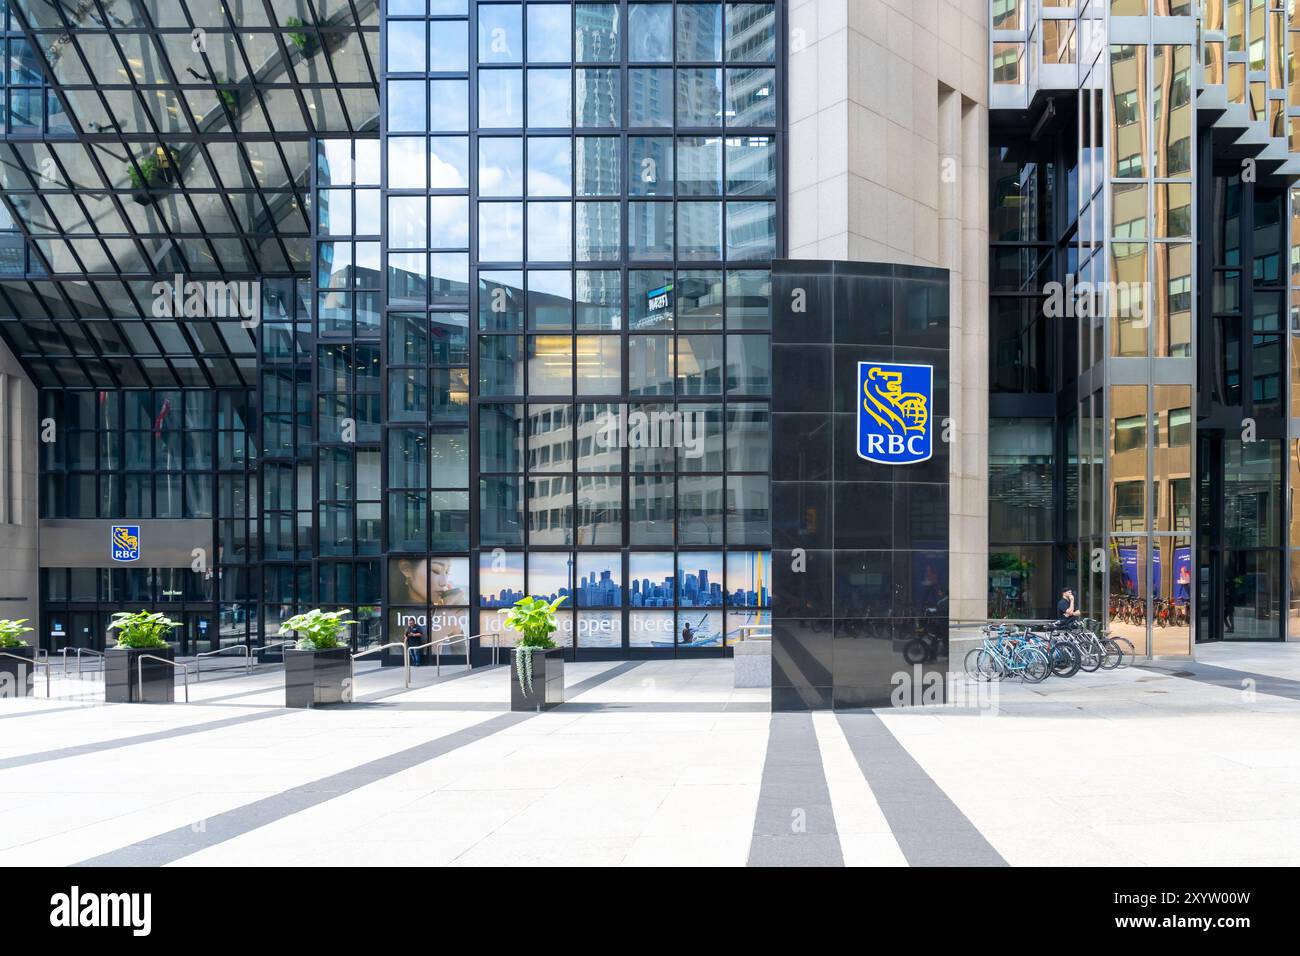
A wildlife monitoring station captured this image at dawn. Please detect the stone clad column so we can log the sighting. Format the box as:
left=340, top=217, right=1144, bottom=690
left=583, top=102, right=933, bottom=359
left=787, top=0, right=989, bottom=628
left=771, top=260, right=951, bottom=710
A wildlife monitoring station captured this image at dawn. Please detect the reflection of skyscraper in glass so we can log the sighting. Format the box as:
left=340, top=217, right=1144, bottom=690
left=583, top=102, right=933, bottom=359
left=574, top=5, right=620, bottom=202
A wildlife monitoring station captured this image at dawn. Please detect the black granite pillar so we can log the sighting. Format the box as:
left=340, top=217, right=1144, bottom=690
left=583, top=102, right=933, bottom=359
left=770, top=260, right=950, bottom=710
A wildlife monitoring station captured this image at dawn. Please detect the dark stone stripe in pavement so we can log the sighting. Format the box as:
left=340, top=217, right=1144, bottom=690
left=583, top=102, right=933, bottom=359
left=747, top=712, right=844, bottom=867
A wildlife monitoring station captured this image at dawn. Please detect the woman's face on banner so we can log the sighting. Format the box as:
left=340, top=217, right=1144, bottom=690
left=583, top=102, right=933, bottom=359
left=399, top=559, right=429, bottom=604
left=429, top=561, right=467, bottom=605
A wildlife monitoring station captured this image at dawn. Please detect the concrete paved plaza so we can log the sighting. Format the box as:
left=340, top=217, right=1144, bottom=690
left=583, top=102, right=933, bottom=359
left=2, top=643, right=1299, bottom=866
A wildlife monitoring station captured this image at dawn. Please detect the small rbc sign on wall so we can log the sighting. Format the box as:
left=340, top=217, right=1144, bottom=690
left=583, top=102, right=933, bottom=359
left=111, top=525, right=141, bottom=563
left=856, top=361, right=933, bottom=465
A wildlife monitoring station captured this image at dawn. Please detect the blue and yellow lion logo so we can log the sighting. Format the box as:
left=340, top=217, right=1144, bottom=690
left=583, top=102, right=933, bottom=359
left=862, top=367, right=928, bottom=435
left=857, top=362, right=933, bottom=464
left=111, top=525, right=140, bottom=562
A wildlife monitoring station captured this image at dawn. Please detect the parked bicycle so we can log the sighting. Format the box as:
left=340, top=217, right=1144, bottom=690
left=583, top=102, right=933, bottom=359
left=964, top=617, right=1132, bottom=682
left=966, top=625, right=1051, bottom=683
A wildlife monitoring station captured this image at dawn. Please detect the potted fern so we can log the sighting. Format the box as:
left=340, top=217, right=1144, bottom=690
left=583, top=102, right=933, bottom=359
left=105, top=610, right=180, bottom=703
left=506, top=596, right=567, bottom=712
left=280, top=608, right=355, bottom=708
left=0, top=618, right=35, bottom=697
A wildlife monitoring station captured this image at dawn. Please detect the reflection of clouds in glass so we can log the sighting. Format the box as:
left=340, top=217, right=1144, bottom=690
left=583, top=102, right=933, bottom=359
left=429, top=137, right=469, bottom=188
left=479, top=203, right=523, bottom=260
left=429, top=196, right=469, bottom=247
left=527, top=202, right=572, bottom=260
left=318, top=140, right=351, bottom=185
left=479, top=165, right=512, bottom=194
left=387, top=196, right=426, bottom=248
left=388, top=138, right=426, bottom=189
left=387, top=21, right=426, bottom=71
left=528, top=139, right=571, bottom=196
left=527, top=269, right=571, bottom=303
left=479, top=71, right=522, bottom=127
left=479, top=139, right=522, bottom=195
left=527, top=5, right=572, bottom=62
left=526, top=70, right=572, bottom=127
left=528, top=170, right=570, bottom=197
left=429, top=79, right=469, bottom=131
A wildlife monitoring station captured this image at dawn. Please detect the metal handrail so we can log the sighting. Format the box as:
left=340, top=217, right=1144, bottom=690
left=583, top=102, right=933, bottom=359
left=734, top=624, right=772, bottom=644
left=0, top=651, right=50, bottom=698
left=75, top=647, right=105, bottom=680
left=408, top=633, right=474, bottom=677
left=257, top=640, right=297, bottom=659
left=194, top=644, right=251, bottom=682
left=951, top=618, right=1059, bottom=626
left=137, top=654, right=190, bottom=703
left=351, top=641, right=410, bottom=692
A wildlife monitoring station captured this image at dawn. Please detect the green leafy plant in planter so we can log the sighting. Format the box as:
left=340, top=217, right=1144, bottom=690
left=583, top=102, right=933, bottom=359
left=0, top=618, right=32, bottom=649
left=127, top=154, right=160, bottom=189
left=505, top=595, right=566, bottom=693
left=126, top=147, right=177, bottom=190
left=108, top=610, right=180, bottom=649
left=280, top=608, right=355, bottom=650
left=284, top=17, right=311, bottom=52
left=217, top=87, right=239, bottom=112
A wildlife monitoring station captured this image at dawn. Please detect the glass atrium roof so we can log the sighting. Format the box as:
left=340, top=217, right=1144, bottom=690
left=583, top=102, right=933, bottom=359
left=0, top=0, right=379, bottom=385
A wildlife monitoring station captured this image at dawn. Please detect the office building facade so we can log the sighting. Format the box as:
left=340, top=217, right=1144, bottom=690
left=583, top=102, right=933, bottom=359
left=989, top=0, right=1300, bottom=654
left=0, top=0, right=1291, bottom=669
left=0, top=0, right=780, bottom=658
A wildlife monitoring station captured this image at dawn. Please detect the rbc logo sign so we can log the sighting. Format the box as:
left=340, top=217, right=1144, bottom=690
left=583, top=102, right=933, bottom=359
left=111, top=525, right=141, bottom=562
left=857, top=362, right=933, bottom=465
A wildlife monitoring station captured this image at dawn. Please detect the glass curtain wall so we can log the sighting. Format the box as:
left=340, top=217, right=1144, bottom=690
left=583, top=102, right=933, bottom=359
left=381, top=1, right=779, bottom=656
left=987, top=131, right=1074, bottom=619
left=0, top=1, right=380, bottom=651
left=1200, top=172, right=1287, bottom=642
left=1086, top=5, right=1195, bottom=656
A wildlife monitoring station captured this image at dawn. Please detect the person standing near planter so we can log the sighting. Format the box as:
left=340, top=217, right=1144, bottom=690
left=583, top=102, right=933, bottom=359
left=404, top=621, right=424, bottom=666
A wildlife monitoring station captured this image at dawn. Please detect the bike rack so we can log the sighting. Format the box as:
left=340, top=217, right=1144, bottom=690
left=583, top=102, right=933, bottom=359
left=137, top=654, right=191, bottom=703
left=194, top=644, right=251, bottom=682
left=0, top=651, right=51, bottom=698
left=351, top=641, right=410, bottom=692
